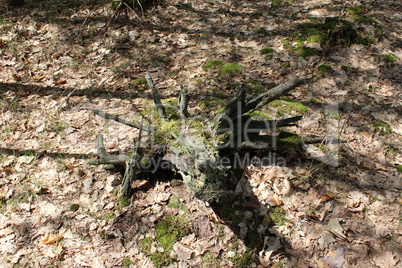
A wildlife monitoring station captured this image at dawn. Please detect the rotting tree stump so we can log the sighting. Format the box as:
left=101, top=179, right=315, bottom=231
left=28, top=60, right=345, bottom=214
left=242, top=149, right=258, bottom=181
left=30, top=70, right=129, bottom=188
left=91, top=73, right=306, bottom=203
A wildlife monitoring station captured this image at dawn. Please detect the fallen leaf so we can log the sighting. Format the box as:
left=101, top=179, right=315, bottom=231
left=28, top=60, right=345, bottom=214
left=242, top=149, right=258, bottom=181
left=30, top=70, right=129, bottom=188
left=42, top=233, right=64, bottom=245
left=54, top=79, right=66, bottom=85
left=267, top=194, right=282, bottom=206
left=327, top=218, right=347, bottom=241
left=12, top=73, right=22, bottom=81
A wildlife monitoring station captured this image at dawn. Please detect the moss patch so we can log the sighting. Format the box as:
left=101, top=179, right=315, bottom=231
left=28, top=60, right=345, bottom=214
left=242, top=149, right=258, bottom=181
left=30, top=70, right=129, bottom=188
left=346, top=5, right=365, bottom=15
left=119, top=196, right=130, bottom=206
left=218, top=63, right=242, bottom=77
left=290, top=45, right=321, bottom=58
left=260, top=47, right=275, bottom=54
left=246, top=80, right=264, bottom=94
left=139, top=215, right=192, bottom=266
left=309, top=97, right=322, bottom=104
left=396, top=165, right=402, bottom=173
left=168, top=195, right=190, bottom=213
left=277, top=131, right=304, bottom=152
left=122, top=257, right=134, bottom=268
left=69, top=203, right=79, bottom=212
left=202, top=58, right=224, bottom=70
left=269, top=97, right=308, bottom=116
left=293, top=18, right=371, bottom=48
left=318, top=64, right=332, bottom=75
left=269, top=207, right=287, bottom=226
left=131, top=77, right=147, bottom=90
left=370, top=121, right=392, bottom=136
left=381, top=54, right=397, bottom=63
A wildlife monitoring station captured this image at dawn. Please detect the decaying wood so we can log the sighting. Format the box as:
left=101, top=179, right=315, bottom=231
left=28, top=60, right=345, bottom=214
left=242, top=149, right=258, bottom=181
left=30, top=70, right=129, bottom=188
left=146, top=72, right=166, bottom=119
left=91, top=76, right=305, bottom=202
left=88, top=135, right=128, bottom=165
left=178, top=83, right=190, bottom=118
left=122, top=118, right=144, bottom=197
left=245, top=78, right=304, bottom=112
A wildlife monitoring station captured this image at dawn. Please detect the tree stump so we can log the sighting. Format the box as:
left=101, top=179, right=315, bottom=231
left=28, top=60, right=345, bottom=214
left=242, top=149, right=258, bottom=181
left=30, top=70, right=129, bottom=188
left=91, top=73, right=305, bottom=203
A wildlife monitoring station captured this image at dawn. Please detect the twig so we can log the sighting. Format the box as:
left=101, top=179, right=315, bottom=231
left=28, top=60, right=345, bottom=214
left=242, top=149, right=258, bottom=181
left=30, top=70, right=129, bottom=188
left=56, top=70, right=92, bottom=112
left=92, top=109, right=155, bottom=133
left=179, top=83, right=190, bottom=118
left=146, top=72, right=166, bottom=119
left=122, top=117, right=143, bottom=197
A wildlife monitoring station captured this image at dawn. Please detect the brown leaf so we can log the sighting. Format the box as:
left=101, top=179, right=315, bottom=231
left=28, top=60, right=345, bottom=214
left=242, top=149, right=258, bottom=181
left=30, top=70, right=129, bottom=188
left=54, top=79, right=66, bottom=85
left=12, top=73, right=22, bottom=81
left=42, top=233, right=64, bottom=245
left=267, top=194, right=282, bottom=206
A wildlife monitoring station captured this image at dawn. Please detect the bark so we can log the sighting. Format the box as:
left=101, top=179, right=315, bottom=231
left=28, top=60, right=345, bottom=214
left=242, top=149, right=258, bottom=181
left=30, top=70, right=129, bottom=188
left=91, top=76, right=305, bottom=202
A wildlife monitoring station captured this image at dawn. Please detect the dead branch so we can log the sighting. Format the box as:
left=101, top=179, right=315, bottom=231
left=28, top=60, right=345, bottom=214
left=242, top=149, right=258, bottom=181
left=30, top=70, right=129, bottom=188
left=179, top=83, right=190, bottom=118
left=92, top=109, right=155, bottom=133
left=245, top=78, right=304, bottom=112
left=146, top=72, right=166, bottom=119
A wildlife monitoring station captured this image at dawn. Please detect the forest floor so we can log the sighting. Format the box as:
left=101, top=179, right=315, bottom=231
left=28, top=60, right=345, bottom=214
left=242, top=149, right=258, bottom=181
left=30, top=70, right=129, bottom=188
left=0, top=0, right=401, bottom=267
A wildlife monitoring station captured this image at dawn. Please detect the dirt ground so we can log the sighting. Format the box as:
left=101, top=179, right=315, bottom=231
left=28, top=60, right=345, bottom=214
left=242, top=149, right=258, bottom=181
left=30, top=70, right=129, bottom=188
left=0, top=0, right=401, bottom=267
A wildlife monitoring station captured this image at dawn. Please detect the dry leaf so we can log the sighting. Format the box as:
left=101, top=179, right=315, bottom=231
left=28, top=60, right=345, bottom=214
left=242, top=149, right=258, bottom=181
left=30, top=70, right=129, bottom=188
left=42, top=233, right=64, bottom=245
left=54, top=79, right=67, bottom=85
left=267, top=194, right=282, bottom=206
left=12, top=73, right=22, bottom=81
left=327, top=218, right=347, bottom=240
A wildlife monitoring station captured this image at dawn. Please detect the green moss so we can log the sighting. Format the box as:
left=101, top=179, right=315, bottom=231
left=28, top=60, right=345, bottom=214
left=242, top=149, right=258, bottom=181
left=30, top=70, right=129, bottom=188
left=265, top=54, right=274, bottom=61
left=141, top=215, right=192, bottom=266
left=131, top=77, right=147, bottom=90
left=277, top=131, right=304, bottom=152
left=260, top=47, right=275, bottom=54
left=247, top=110, right=272, bottom=120
left=218, top=63, right=242, bottom=77
left=370, top=121, right=392, bottom=136
left=346, top=5, right=365, bottom=15
left=309, top=97, right=322, bottom=104
left=230, top=251, right=255, bottom=267
left=202, top=58, right=224, bottom=70
left=341, top=65, right=357, bottom=73
left=200, top=97, right=227, bottom=110
left=246, top=80, right=264, bottom=94
left=200, top=251, right=220, bottom=267
left=139, top=237, right=153, bottom=254
left=290, top=45, right=320, bottom=58
left=119, top=196, right=130, bottom=207
left=253, top=28, right=268, bottom=35
left=357, top=35, right=374, bottom=45
left=154, top=120, right=181, bottom=144
left=396, top=165, right=402, bottom=173
left=168, top=195, right=189, bottom=213
left=318, top=64, right=332, bottom=75
left=269, top=207, right=286, bottom=226
left=381, top=54, right=397, bottom=62
left=269, top=97, right=308, bottom=116
left=103, top=211, right=115, bottom=221
left=113, top=189, right=119, bottom=197
left=122, top=257, right=134, bottom=268
left=69, top=203, right=79, bottom=212
left=354, top=15, right=377, bottom=24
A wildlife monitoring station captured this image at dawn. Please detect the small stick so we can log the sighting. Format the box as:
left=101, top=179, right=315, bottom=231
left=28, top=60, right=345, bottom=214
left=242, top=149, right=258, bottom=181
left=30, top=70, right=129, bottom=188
left=146, top=73, right=166, bottom=119
left=92, top=109, right=155, bottom=133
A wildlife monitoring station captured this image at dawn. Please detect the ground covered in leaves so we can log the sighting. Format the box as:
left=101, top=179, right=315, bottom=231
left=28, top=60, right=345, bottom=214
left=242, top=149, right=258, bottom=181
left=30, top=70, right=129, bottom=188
left=0, top=0, right=401, bottom=267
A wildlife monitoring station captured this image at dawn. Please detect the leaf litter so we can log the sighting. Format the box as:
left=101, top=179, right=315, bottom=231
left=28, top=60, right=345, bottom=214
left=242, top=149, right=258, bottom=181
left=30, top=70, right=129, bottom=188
left=0, top=0, right=401, bottom=267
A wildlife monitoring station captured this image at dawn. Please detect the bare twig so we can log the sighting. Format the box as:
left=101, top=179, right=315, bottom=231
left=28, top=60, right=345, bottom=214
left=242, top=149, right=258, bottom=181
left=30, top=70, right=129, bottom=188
left=92, top=109, right=155, bottom=133
left=179, top=83, right=190, bottom=118
left=146, top=72, right=166, bottom=119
